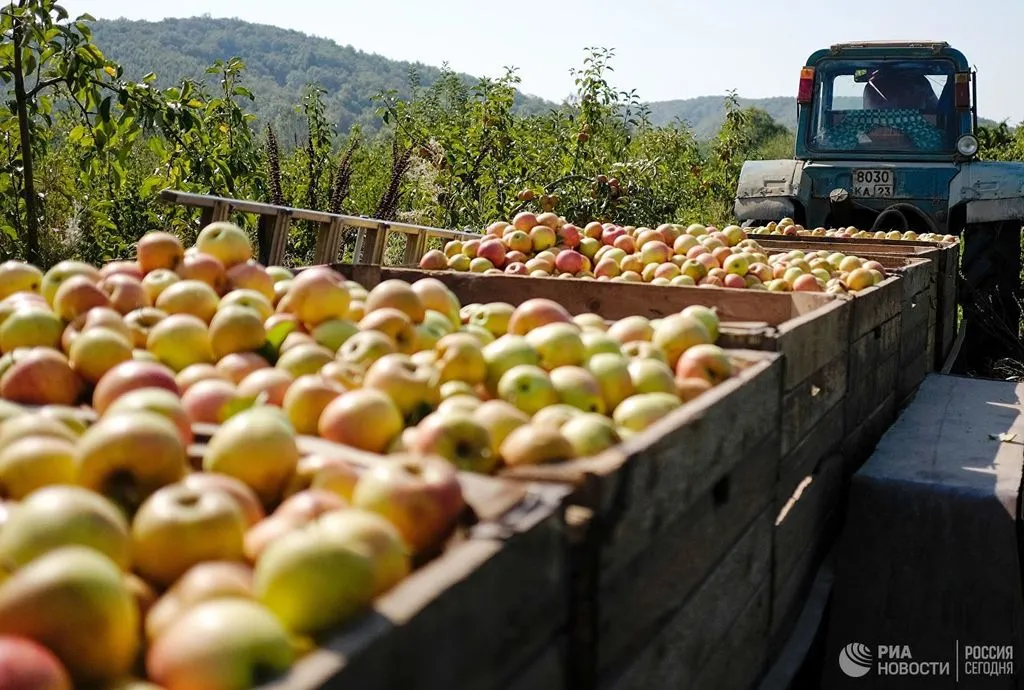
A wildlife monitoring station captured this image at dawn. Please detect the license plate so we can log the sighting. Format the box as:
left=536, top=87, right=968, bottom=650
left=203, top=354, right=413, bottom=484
left=852, top=169, right=895, bottom=198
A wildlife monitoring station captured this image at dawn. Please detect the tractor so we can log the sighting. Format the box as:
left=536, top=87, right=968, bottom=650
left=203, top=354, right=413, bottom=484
left=732, top=41, right=1024, bottom=372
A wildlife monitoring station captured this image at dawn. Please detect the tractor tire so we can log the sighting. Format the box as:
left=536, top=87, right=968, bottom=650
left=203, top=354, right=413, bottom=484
left=958, top=220, right=1023, bottom=374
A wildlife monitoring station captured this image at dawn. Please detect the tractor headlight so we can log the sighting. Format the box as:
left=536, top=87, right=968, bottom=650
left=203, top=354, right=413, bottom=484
left=956, top=134, right=979, bottom=157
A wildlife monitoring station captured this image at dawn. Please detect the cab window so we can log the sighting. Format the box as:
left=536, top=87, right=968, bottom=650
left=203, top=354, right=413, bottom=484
left=808, top=59, right=959, bottom=153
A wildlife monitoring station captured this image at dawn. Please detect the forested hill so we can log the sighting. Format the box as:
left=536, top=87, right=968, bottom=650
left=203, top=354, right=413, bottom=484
left=89, top=17, right=1002, bottom=140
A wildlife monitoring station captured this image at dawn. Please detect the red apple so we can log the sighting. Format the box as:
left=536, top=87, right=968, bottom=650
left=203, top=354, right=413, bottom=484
left=476, top=239, right=507, bottom=269
left=92, top=361, right=178, bottom=415
left=351, top=454, right=465, bottom=556
left=0, top=635, right=72, bottom=690
left=176, top=253, right=227, bottom=295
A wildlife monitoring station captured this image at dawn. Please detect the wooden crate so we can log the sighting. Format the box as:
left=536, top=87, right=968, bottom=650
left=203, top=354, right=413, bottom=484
left=863, top=256, right=934, bottom=404
left=185, top=429, right=574, bottom=690
left=497, top=348, right=783, bottom=685
left=597, top=508, right=774, bottom=690
left=336, top=265, right=849, bottom=462
left=769, top=453, right=845, bottom=659
left=752, top=235, right=959, bottom=369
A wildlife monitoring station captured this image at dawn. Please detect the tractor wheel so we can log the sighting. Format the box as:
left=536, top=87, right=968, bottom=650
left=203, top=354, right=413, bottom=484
left=958, top=220, right=1023, bottom=374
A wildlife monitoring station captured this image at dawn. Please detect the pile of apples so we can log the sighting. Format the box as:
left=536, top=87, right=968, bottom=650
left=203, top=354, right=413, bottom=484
left=416, top=211, right=887, bottom=293
left=0, top=220, right=742, bottom=689
left=746, top=217, right=958, bottom=244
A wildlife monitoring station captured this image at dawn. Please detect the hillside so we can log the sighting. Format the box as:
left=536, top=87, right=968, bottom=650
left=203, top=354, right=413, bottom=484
left=90, top=17, right=1003, bottom=141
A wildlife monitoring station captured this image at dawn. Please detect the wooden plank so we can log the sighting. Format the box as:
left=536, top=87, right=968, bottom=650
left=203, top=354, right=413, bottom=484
left=822, top=373, right=1024, bottom=690
left=779, top=397, right=845, bottom=505
left=599, top=509, right=773, bottom=690
left=263, top=210, right=292, bottom=267
left=841, top=391, right=897, bottom=476
left=593, top=429, right=779, bottom=675
left=771, top=454, right=845, bottom=643
left=504, top=640, right=568, bottom=690
left=780, top=353, right=847, bottom=458
left=847, top=275, right=902, bottom=342
left=845, top=316, right=900, bottom=435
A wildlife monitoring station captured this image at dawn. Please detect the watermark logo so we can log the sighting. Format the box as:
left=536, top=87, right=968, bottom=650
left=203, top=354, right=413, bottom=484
left=837, top=641, right=1015, bottom=681
left=839, top=643, right=874, bottom=678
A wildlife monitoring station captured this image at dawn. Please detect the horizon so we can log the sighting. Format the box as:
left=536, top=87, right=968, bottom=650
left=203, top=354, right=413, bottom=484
left=62, top=0, right=1024, bottom=124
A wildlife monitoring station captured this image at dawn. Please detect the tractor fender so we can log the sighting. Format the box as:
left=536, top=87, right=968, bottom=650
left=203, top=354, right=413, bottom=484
left=733, top=159, right=805, bottom=221
left=949, top=161, right=1024, bottom=224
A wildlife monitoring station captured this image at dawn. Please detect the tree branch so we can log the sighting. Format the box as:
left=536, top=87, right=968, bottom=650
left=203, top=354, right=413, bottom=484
left=26, top=76, right=64, bottom=99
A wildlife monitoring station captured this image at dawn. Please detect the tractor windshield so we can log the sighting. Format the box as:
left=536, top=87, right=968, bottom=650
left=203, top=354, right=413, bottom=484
left=807, top=58, right=959, bottom=154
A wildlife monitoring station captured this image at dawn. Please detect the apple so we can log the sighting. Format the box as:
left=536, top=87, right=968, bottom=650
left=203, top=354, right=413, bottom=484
left=282, top=374, right=345, bottom=435
left=496, top=364, right=558, bottom=415
left=531, top=404, right=581, bottom=430
left=40, top=261, right=101, bottom=306
left=0, top=435, right=76, bottom=500
left=0, top=635, right=72, bottom=690
left=308, top=318, right=358, bottom=353
left=525, top=322, right=585, bottom=370
left=314, top=509, right=410, bottom=597
left=561, top=413, right=621, bottom=457
left=0, top=261, right=43, bottom=300
left=676, top=376, right=714, bottom=402
left=220, top=289, right=274, bottom=322
left=628, top=358, right=678, bottom=395
left=512, top=211, right=538, bottom=232
left=284, top=268, right=350, bottom=327
left=412, top=411, right=496, bottom=473
left=614, top=392, right=682, bottom=433
left=75, top=411, right=188, bottom=512
left=244, top=489, right=348, bottom=561
left=69, top=327, right=134, bottom=385
left=679, top=305, right=720, bottom=342
left=90, top=360, right=174, bottom=413
left=476, top=239, right=507, bottom=268
left=275, top=342, right=334, bottom=379
left=364, top=279, right=426, bottom=324
left=181, top=379, right=239, bottom=425
left=419, top=249, right=449, bottom=270
left=675, top=343, right=735, bottom=384
left=124, top=307, right=167, bottom=348
left=358, top=307, right=418, bottom=354
left=236, top=368, right=293, bottom=407
left=0, top=547, right=138, bottom=685
left=436, top=332, right=487, bottom=385
left=202, top=407, right=300, bottom=507
left=181, top=473, right=265, bottom=528
left=507, top=298, right=573, bottom=335
left=283, top=454, right=362, bottom=503
left=0, top=348, right=83, bottom=406
left=549, top=365, right=606, bottom=414
left=144, top=561, right=255, bottom=642
left=194, top=222, right=253, bottom=268
left=472, top=399, right=530, bottom=457
left=468, top=302, right=514, bottom=338
left=147, top=313, right=214, bottom=372
left=846, top=268, right=875, bottom=291
left=0, top=485, right=131, bottom=570
left=136, top=231, right=184, bottom=273
left=362, top=353, right=440, bottom=423
left=146, top=599, right=294, bottom=689
left=499, top=423, right=575, bottom=466
left=215, top=352, right=269, bottom=385
left=105, top=387, right=193, bottom=447
left=586, top=352, right=635, bottom=412
left=132, top=482, right=247, bottom=588
left=99, top=275, right=150, bottom=315
left=51, top=275, right=110, bottom=322
left=224, top=262, right=274, bottom=302
left=0, top=307, right=64, bottom=353
left=554, top=250, right=586, bottom=275
left=252, top=523, right=375, bottom=637
left=651, top=313, right=712, bottom=368
left=208, top=305, right=266, bottom=360
left=352, top=453, right=465, bottom=555
left=155, top=279, right=220, bottom=324
left=99, top=260, right=144, bottom=282
left=607, top=315, right=654, bottom=345
left=338, top=330, right=397, bottom=369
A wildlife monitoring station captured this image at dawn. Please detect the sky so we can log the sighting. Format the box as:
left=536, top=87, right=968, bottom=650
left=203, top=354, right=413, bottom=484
left=60, top=0, right=1024, bottom=124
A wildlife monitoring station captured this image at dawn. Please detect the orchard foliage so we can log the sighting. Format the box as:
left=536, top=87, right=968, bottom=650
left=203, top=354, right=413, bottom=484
left=0, top=1, right=790, bottom=269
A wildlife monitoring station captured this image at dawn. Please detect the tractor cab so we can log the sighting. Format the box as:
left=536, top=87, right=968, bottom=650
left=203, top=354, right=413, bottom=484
left=733, top=41, right=1024, bottom=372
